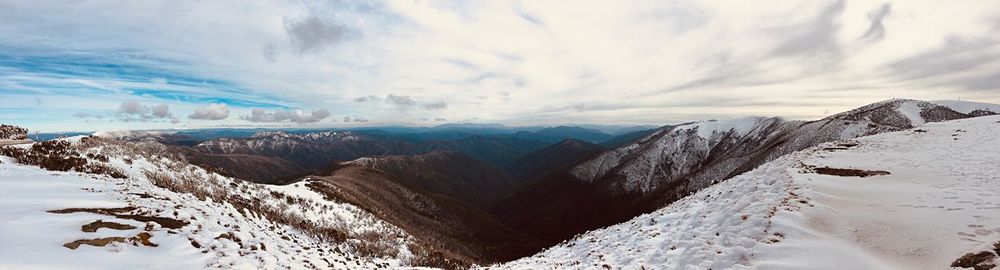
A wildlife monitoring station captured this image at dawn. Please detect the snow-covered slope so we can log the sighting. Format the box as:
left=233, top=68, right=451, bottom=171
left=494, top=99, right=998, bottom=246
left=495, top=115, right=1000, bottom=270
left=931, top=100, right=1000, bottom=116
left=0, top=136, right=421, bottom=269
left=571, top=99, right=975, bottom=195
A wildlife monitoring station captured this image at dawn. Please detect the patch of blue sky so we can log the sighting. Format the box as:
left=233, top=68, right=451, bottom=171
left=0, top=51, right=290, bottom=109
left=129, top=89, right=287, bottom=109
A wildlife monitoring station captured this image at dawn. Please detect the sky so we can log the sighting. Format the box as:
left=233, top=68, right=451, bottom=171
left=1, top=0, right=998, bottom=132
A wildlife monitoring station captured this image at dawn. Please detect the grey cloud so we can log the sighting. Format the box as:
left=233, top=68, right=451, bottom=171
left=770, top=0, right=844, bottom=57
left=517, top=9, right=544, bottom=26
left=422, top=101, right=448, bottom=110
left=151, top=104, right=171, bottom=118
left=354, top=95, right=381, bottom=102
left=442, top=58, right=478, bottom=70
left=889, top=36, right=1000, bottom=90
left=188, top=103, right=230, bottom=120
left=376, top=94, right=448, bottom=111
left=859, top=4, right=891, bottom=42
left=72, top=112, right=104, bottom=119
left=434, top=118, right=447, bottom=122
left=285, top=16, right=346, bottom=54
left=118, top=100, right=148, bottom=115
left=385, top=94, right=416, bottom=106
left=262, top=44, right=277, bottom=63
left=342, top=116, right=368, bottom=123
left=116, top=101, right=172, bottom=121
left=241, top=108, right=331, bottom=123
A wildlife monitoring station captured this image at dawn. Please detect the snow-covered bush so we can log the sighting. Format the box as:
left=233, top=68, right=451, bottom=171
left=0, top=124, right=28, bottom=140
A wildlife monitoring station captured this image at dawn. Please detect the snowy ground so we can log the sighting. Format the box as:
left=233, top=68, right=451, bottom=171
left=0, top=138, right=414, bottom=269
left=495, top=115, right=1000, bottom=270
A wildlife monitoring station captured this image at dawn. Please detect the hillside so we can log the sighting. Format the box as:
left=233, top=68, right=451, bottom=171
left=346, top=150, right=519, bottom=208
left=0, top=133, right=448, bottom=269
left=511, top=126, right=612, bottom=144
left=307, top=165, right=545, bottom=267
left=504, top=139, right=604, bottom=183
left=191, top=131, right=548, bottom=183
left=494, top=99, right=999, bottom=244
left=495, top=115, right=1000, bottom=270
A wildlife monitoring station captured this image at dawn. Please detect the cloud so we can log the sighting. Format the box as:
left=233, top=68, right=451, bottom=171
left=385, top=94, right=416, bottom=106
left=118, top=100, right=149, bottom=115
left=422, top=101, right=448, bottom=110
left=241, top=108, right=331, bottom=123
left=72, top=112, right=104, bottom=119
left=342, top=116, right=368, bottom=123
left=769, top=0, right=845, bottom=58
left=114, top=100, right=173, bottom=121
left=151, top=104, right=171, bottom=118
left=285, top=16, right=346, bottom=54
left=4, top=1, right=1000, bottom=131
left=188, top=103, right=230, bottom=120
left=353, top=95, right=381, bottom=102
left=859, top=4, right=892, bottom=42
left=373, top=94, right=448, bottom=111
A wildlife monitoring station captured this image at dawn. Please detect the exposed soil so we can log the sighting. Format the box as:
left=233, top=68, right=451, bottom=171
left=951, top=251, right=996, bottom=269
left=48, top=207, right=188, bottom=229
left=813, top=167, right=890, bottom=178
left=81, top=220, right=137, bottom=232
left=63, top=232, right=158, bottom=250
left=131, top=232, right=157, bottom=247
left=63, top=237, right=126, bottom=250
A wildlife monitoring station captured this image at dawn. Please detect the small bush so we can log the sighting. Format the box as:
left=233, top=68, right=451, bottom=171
left=0, top=124, right=28, bottom=140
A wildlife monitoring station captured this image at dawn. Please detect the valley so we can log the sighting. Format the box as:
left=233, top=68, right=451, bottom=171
left=2, top=99, right=999, bottom=269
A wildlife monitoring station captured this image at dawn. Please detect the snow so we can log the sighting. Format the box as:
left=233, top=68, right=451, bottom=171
left=0, top=157, right=208, bottom=270
left=569, top=116, right=783, bottom=193
left=495, top=115, right=1000, bottom=269
left=932, top=100, right=1000, bottom=114
left=896, top=101, right=926, bottom=126
left=673, top=116, right=775, bottom=140
left=0, top=138, right=417, bottom=269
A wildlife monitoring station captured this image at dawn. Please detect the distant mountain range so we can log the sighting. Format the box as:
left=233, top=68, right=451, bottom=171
left=5, top=98, right=1000, bottom=269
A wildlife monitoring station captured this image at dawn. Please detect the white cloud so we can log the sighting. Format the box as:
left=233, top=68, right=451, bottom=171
left=188, top=103, right=230, bottom=120
left=151, top=104, right=172, bottom=118
left=111, top=101, right=173, bottom=122
left=2, top=0, right=1000, bottom=131
left=117, top=100, right=148, bottom=116
left=241, top=108, right=330, bottom=123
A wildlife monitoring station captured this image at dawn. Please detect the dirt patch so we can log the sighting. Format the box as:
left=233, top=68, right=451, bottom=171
left=824, top=142, right=861, bottom=151
left=131, top=232, right=157, bottom=247
left=48, top=207, right=136, bottom=215
left=814, top=167, right=890, bottom=178
left=63, top=232, right=158, bottom=250
left=951, top=251, right=996, bottom=270
left=838, top=142, right=859, bottom=148
left=215, top=232, right=244, bottom=248
left=64, top=237, right=126, bottom=250
left=81, top=220, right=137, bottom=232
left=48, top=207, right=188, bottom=229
